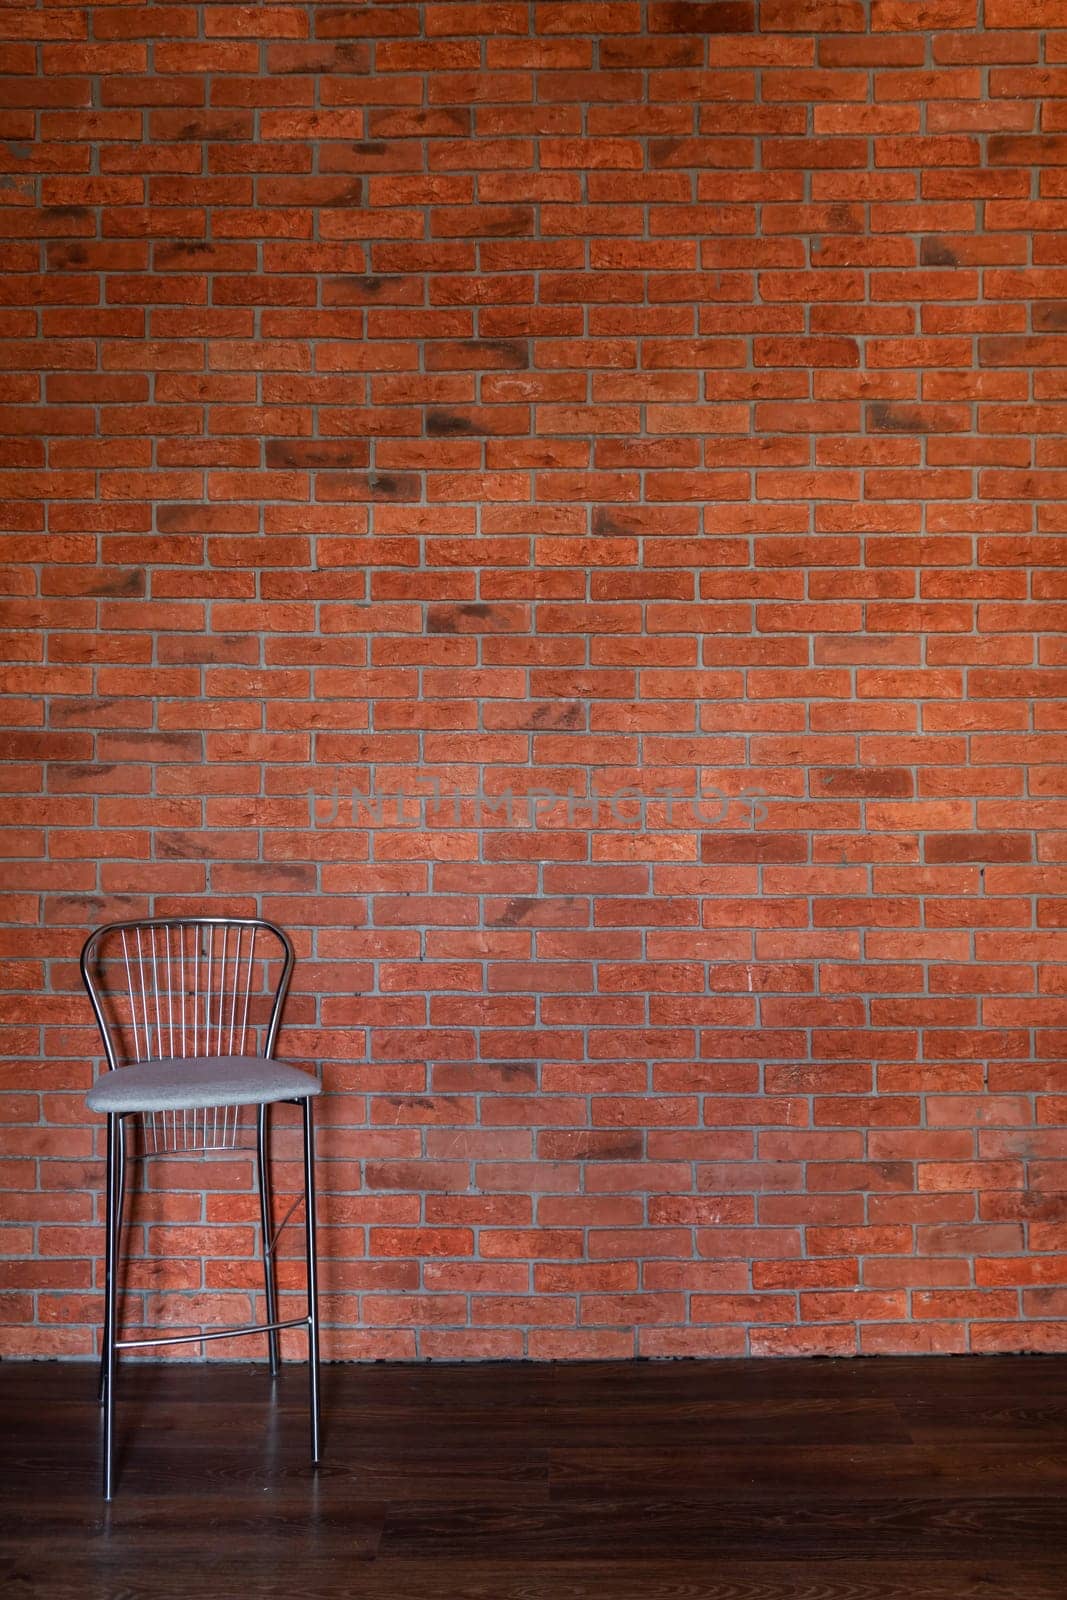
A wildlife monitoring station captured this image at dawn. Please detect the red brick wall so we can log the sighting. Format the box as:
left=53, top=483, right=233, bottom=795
left=3, top=0, right=1067, bottom=1361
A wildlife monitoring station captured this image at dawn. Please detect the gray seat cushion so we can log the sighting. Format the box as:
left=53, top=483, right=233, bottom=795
left=86, top=1055, right=321, bottom=1114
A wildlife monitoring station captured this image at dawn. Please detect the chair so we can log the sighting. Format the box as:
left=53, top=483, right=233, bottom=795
left=80, top=916, right=322, bottom=1498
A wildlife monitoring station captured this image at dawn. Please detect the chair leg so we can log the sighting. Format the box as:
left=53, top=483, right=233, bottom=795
left=301, top=1097, right=321, bottom=1464
left=98, top=1113, right=126, bottom=1405
left=255, top=1103, right=280, bottom=1377
left=97, top=1135, right=111, bottom=1406
left=102, top=1114, right=121, bottom=1499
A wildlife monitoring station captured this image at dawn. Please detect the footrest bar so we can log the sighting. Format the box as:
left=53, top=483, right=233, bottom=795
left=115, top=1316, right=310, bottom=1351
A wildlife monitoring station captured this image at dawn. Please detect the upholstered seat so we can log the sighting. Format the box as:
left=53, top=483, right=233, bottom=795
left=86, top=1054, right=321, bottom=1114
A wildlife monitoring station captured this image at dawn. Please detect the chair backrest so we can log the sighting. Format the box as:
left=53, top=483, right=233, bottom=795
left=80, top=918, right=295, bottom=1152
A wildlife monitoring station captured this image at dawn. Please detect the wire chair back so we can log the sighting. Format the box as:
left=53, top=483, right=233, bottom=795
left=81, top=918, right=295, bottom=1154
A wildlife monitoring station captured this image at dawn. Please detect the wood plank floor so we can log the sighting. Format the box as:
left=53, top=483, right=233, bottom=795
left=5, top=1355, right=1067, bottom=1598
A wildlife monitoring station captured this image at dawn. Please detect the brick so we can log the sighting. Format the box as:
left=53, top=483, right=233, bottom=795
left=4, top=0, right=1067, bottom=1364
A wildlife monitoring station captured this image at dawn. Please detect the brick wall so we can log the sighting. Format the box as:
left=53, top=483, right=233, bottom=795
left=3, top=0, right=1067, bottom=1362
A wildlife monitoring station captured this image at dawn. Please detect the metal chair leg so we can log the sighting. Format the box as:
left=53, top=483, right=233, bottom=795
left=97, top=1133, right=111, bottom=1407
left=301, top=1097, right=321, bottom=1463
left=256, top=1103, right=280, bottom=1377
left=102, top=1114, right=121, bottom=1499
left=98, top=1113, right=126, bottom=1405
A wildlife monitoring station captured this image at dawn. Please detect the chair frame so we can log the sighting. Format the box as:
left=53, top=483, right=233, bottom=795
left=80, top=915, right=321, bottom=1499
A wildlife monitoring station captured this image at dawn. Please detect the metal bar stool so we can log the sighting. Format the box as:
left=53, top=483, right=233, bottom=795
left=80, top=916, right=322, bottom=1499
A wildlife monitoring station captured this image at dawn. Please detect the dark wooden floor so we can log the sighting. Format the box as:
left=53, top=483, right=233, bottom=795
left=4, top=1356, right=1067, bottom=1598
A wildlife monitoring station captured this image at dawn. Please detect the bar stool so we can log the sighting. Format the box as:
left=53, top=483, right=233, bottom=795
left=80, top=916, right=322, bottom=1498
